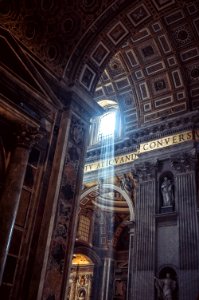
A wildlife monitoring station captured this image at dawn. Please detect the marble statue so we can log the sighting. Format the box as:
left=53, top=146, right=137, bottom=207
left=161, top=177, right=174, bottom=207
left=155, top=273, right=176, bottom=300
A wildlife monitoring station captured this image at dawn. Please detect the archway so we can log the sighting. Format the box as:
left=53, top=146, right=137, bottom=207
left=72, top=177, right=134, bottom=300
left=67, top=254, right=94, bottom=300
left=80, top=183, right=134, bottom=221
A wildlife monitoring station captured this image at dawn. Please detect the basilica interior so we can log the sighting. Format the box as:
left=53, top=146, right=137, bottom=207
left=0, top=0, right=199, bottom=299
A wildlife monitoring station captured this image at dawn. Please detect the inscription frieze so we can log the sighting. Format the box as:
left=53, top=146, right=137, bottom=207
left=84, top=130, right=199, bottom=173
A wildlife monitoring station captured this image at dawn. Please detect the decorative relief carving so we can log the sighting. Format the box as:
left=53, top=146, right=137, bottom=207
left=91, top=42, right=110, bottom=66
left=133, top=161, right=159, bottom=181
left=80, top=65, right=96, bottom=91
left=171, top=150, right=197, bottom=173
left=172, top=24, right=194, bottom=47
left=127, top=4, right=151, bottom=26
left=131, top=114, right=197, bottom=142
left=108, top=55, right=125, bottom=77
left=107, top=21, right=129, bottom=45
left=187, top=65, right=199, bottom=82
left=15, top=124, right=42, bottom=149
left=190, top=67, right=199, bottom=80
left=43, top=115, right=87, bottom=299
left=70, top=117, right=85, bottom=148
left=117, top=172, right=136, bottom=205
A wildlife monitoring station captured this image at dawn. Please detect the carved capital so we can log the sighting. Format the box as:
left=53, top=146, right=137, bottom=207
left=171, top=149, right=197, bottom=173
left=133, top=161, right=158, bottom=182
left=15, top=124, right=43, bottom=149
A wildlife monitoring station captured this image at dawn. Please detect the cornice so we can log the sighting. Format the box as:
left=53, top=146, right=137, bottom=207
left=86, top=111, right=199, bottom=163
left=130, top=111, right=199, bottom=144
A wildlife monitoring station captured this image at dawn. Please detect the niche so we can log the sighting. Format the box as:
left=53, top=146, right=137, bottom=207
left=155, top=266, right=178, bottom=300
left=159, top=172, right=175, bottom=214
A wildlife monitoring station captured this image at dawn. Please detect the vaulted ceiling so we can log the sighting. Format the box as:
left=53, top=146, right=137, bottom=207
left=1, top=0, right=199, bottom=252
left=1, top=0, right=199, bottom=131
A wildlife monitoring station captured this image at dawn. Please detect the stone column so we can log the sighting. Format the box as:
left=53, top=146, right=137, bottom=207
left=130, top=161, right=157, bottom=300
left=171, top=152, right=199, bottom=300
left=0, top=125, right=40, bottom=283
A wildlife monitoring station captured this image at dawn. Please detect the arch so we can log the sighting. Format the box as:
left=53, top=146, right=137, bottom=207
left=80, top=183, right=135, bottom=221
left=74, top=246, right=102, bottom=266
left=65, top=0, right=183, bottom=93
left=158, top=265, right=178, bottom=279
left=64, top=0, right=191, bottom=129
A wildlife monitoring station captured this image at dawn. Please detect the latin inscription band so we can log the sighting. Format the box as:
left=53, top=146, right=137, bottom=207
left=84, top=130, right=198, bottom=173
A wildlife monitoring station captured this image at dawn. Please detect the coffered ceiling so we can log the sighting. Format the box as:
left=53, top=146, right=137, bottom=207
left=1, top=0, right=199, bottom=129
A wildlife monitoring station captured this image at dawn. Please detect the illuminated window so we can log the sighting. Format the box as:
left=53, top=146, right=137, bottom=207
left=77, top=215, right=90, bottom=242
left=89, top=99, right=121, bottom=145
left=98, top=110, right=116, bottom=141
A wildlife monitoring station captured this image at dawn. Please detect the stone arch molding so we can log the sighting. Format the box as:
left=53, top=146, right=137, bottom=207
left=64, top=0, right=182, bottom=92
left=80, top=183, right=135, bottom=221
left=74, top=246, right=102, bottom=266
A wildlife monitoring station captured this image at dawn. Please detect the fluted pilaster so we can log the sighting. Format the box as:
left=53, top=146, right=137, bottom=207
left=171, top=152, right=199, bottom=299
left=0, top=124, right=41, bottom=283
left=130, top=161, right=157, bottom=300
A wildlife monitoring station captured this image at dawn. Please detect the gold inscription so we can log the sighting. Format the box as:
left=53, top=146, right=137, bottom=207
left=84, top=152, right=139, bottom=173
left=140, top=131, right=193, bottom=153
left=84, top=131, right=195, bottom=173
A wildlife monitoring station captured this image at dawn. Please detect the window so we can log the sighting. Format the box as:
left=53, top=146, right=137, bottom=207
left=77, top=215, right=90, bottom=242
left=98, top=110, right=116, bottom=141
left=89, top=99, right=121, bottom=145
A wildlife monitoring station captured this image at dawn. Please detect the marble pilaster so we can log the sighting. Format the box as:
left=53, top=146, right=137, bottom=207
left=0, top=125, right=41, bottom=283
left=38, top=91, right=102, bottom=300
left=130, top=161, right=157, bottom=300
left=171, top=152, right=199, bottom=300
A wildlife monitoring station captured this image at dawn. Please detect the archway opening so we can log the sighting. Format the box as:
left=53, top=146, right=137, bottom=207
left=72, top=179, right=134, bottom=300
left=67, top=254, right=94, bottom=300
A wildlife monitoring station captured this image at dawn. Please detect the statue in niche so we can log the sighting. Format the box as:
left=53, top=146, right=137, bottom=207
left=155, top=273, right=176, bottom=300
left=161, top=177, right=174, bottom=207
